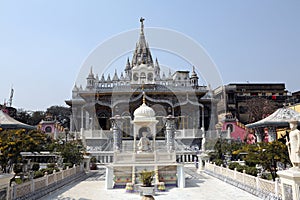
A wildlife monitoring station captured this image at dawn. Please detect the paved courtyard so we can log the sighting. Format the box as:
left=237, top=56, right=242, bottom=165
left=42, top=166, right=261, bottom=200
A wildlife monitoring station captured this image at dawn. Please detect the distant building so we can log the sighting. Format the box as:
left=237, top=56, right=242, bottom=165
left=37, top=114, right=65, bottom=139
left=214, top=83, right=289, bottom=125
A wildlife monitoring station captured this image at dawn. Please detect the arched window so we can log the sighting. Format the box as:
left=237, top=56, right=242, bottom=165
left=122, top=112, right=131, bottom=138
left=226, top=124, right=234, bottom=133
left=45, top=126, right=52, bottom=133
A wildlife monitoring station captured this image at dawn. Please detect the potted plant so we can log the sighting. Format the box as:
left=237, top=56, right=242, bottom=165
left=139, top=170, right=155, bottom=198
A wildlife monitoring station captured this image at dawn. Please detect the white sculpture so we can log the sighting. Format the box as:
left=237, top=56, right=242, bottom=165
left=286, top=119, right=300, bottom=168
left=138, top=132, right=151, bottom=152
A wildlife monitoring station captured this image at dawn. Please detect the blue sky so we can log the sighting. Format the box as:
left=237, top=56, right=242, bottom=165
left=0, top=0, right=299, bottom=111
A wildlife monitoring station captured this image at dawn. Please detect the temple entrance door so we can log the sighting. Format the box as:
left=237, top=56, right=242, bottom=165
left=96, top=105, right=112, bottom=130
left=99, top=117, right=108, bottom=130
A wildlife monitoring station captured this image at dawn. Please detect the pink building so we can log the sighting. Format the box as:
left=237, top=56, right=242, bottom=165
left=37, top=114, right=64, bottom=139
left=221, top=114, right=255, bottom=144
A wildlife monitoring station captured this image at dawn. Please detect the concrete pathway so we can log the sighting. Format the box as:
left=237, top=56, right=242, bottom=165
left=42, top=166, right=261, bottom=200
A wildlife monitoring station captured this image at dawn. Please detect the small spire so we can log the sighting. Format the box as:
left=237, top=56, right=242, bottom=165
left=120, top=72, right=124, bottom=80
left=142, top=91, right=146, bottom=104
left=113, top=69, right=119, bottom=81
left=125, top=57, right=131, bottom=70
left=101, top=74, right=105, bottom=82
left=140, top=17, right=145, bottom=34
left=107, top=74, right=111, bottom=82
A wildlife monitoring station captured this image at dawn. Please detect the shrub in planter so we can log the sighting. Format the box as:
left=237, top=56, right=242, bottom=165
left=47, top=163, right=56, bottom=169
left=228, top=162, right=240, bottom=170
left=34, top=171, right=44, bottom=179
left=41, top=168, right=54, bottom=175
left=213, top=159, right=223, bottom=166
left=139, top=170, right=154, bottom=187
left=245, top=166, right=258, bottom=176
left=63, top=163, right=73, bottom=170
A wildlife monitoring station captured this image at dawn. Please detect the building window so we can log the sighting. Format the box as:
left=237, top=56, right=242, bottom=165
left=226, top=124, right=234, bottom=133
left=45, top=126, right=52, bottom=133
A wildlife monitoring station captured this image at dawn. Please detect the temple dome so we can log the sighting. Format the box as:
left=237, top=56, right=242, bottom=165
left=134, top=102, right=155, bottom=119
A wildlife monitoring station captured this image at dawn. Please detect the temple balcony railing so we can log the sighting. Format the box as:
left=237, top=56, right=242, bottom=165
left=81, top=129, right=112, bottom=139
left=92, top=84, right=208, bottom=93
left=175, top=129, right=203, bottom=139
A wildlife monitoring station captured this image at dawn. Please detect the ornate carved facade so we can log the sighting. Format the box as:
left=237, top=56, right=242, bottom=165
left=66, top=19, right=217, bottom=152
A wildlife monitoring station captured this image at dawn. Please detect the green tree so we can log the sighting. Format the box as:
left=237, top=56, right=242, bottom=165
left=210, top=138, right=243, bottom=161
left=46, top=106, right=71, bottom=128
left=0, top=129, right=49, bottom=172
left=239, top=141, right=290, bottom=181
left=57, top=141, right=84, bottom=165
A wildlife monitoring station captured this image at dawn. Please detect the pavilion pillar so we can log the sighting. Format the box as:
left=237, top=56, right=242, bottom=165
left=110, top=115, right=123, bottom=152
left=85, top=111, right=89, bottom=130
left=165, top=115, right=176, bottom=152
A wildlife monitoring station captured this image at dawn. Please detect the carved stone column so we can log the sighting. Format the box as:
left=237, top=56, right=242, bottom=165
left=268, top=126, right=277, bottom=142
left=165, top=115, right=176, bottom=152
left=110, top=115, right=123, bottom=152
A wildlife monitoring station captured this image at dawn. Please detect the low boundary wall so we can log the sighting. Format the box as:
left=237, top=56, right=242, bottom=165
left=205, top=162, right=282, bottom=200
left=10, top=165, right=86, bottom=200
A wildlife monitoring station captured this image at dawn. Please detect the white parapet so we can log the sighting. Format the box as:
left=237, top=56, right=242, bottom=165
left=177, top=164, right=185, bottom=188
left=105, top=166, right=114, bottom=189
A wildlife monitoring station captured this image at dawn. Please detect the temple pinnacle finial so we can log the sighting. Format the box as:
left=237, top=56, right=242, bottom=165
left=141, top=84, right=146, bottom=104
left=140, top=17, right=145, bottom=34
left=142, top=92, right=146, bottom=104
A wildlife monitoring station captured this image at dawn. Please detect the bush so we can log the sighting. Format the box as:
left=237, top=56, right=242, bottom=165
left=34, top=171, right=44, bottom=179
left=261, top=173, right=273, bottom=180
left=47, top=163, right=56, bottom=168
left=41, top=168, right=54, bottom=175
left=139, top=170, right=154, bottom=187
left=236, top=164, right=245, bottom=173
left=228, top=162, right=240, bottom=170
left=14, top=178, right=23, bottom=184
left=213, top=159, right=224, bottom=166
left=63, top=163, right=73, bottom=170
left=245, top=166, right=258, bottom=176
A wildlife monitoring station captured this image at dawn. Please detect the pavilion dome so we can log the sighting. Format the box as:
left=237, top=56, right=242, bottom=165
left=133, top=102, right=155, bottom=119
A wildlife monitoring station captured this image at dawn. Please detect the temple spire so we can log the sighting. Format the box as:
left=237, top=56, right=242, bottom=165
left=131, top=17, right=153, bottom=67
left=140, top=17, right=145, bottom=34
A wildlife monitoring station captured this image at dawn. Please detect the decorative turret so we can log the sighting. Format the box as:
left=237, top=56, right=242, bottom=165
left=113, top=70, right=119, bottom=82
left=120, top=72, right=125, bottom=81
left=86, top=66, right=96, bottom=90
left=154, top=58, right=161, bottom=80
left=107, top=74, right=111, bottom=83
left=190, top=66, right=199, bottom=88
left=125, top=58, right=132, bottom=78
left=131, top=18, right=154, bottom=67
left=100, top=74, right=105, bottom=82
left=162, top=72, right=166, bottom=81
left=72, top=84, right=79, bottom=98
